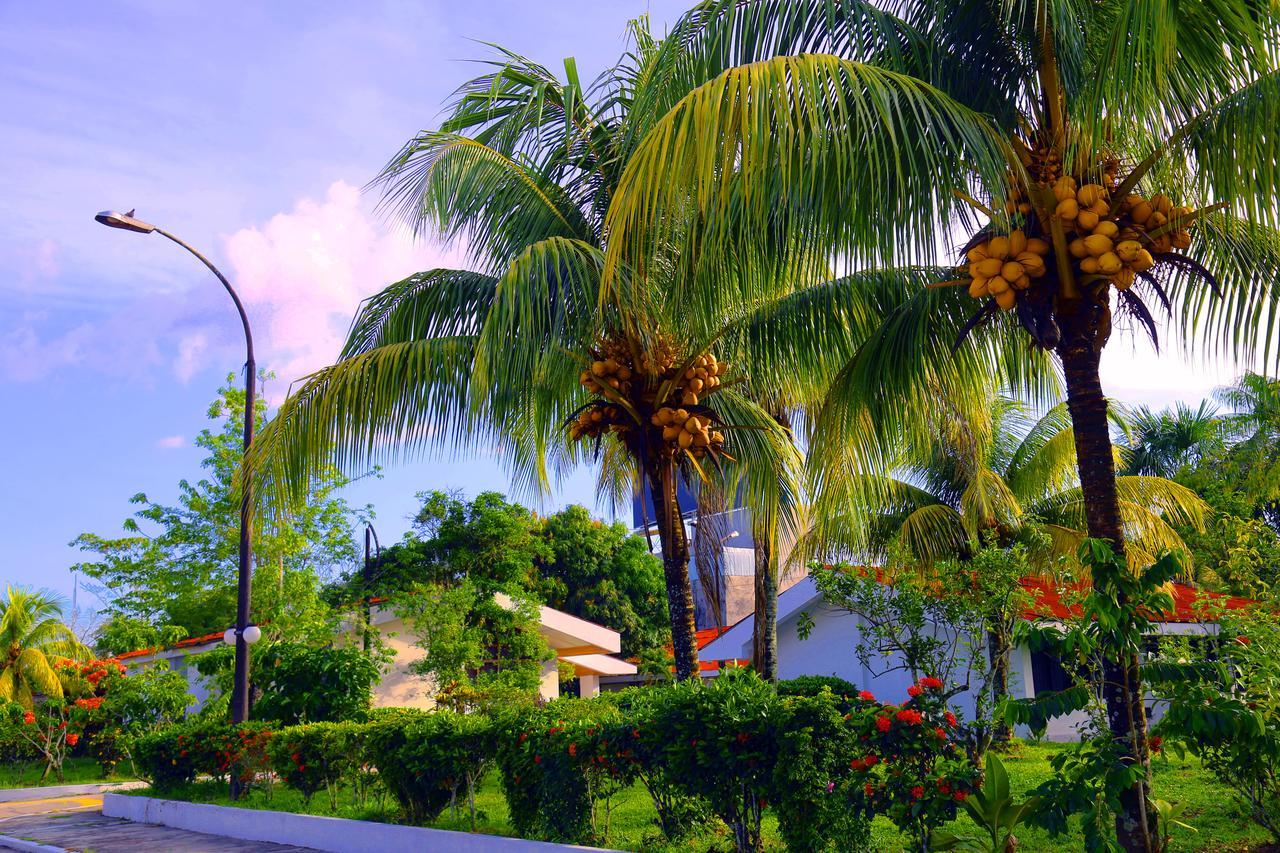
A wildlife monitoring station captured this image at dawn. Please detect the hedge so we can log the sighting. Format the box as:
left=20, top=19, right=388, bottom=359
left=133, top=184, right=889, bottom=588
left=364, top=710, right=494, bottom=825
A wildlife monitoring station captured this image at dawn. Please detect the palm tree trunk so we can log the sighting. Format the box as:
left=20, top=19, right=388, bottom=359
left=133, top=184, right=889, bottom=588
left=751, top=520, right=778, bottom=682
left=645, top=456, right=700, bottom=680
left=1057, top=320, right=1155, bottom=853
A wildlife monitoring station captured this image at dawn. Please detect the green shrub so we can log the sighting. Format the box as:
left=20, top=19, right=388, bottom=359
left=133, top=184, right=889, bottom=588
left=777, top=675, right=860, bottom=710
left=494, top=696, right=630, bottom=844
left=266, top=722, right=361, bottom=809
left=365, top=710, right=493, bottom=825
left=252, top=643, right=384, bottom=725
left=772, top=692, right=874, bottom=852
left=645, top=668, right=781, bottom=853
left=132, top=719, right=275, bottom=793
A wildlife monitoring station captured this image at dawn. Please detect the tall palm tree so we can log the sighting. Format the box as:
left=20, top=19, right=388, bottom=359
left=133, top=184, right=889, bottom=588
left=249, top=21, right=817, bottom=681
left=600, top=2, right=1280, bottom=846
left=0, top=587, right=87, bottom=709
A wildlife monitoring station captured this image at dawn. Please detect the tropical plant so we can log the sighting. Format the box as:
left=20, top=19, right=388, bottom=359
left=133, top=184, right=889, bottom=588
left=1119, top=400, right=1223, bottom=478
left=930, top=752, right=1041, bottom=852
left=0, top=586, right=87, bottom=708
left=597, top=2, right=1280, bottom=847
left=813, top=388, right=1206, bottom=569
left=242, top=18, right=854, bottom=680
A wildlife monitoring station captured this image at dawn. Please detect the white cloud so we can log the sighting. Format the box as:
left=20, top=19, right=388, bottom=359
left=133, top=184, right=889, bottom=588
left=156, top=435, right=185, bottom=449
left=224, top=181, right=463, bottom=390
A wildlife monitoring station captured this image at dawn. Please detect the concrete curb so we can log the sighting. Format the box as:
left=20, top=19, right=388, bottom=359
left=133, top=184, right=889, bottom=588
left=0, top=782, right=145, bottom=804
left=0, top=833, right=68, bottom=853
left=103, top=793, right=618, bottom=853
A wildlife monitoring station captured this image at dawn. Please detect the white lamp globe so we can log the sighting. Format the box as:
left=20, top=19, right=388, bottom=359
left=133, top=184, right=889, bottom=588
left=243, top=625, right=262, bottom=645
left=223, top=628, right=237, bottom=646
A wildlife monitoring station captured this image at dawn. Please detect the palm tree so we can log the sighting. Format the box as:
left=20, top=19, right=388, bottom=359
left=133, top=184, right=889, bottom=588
left=816, top=390, right=1207, bottom=569
left=249, top=22, right=814, bottom=681
left=1119, top=400, right=1223, bottom=478
left=0, top=587, right=87, bottom=709
left=599, top=2, right=1280, bottom=847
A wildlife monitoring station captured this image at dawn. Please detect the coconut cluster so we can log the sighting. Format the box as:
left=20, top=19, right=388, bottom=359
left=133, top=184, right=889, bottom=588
left=568, top=333, right=730, bottom=461
left=961, top=160, right=1196, bottom=312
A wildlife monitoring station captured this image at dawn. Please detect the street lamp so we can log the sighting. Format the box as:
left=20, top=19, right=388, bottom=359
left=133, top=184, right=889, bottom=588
left=95, top=209, right=257, bottom=797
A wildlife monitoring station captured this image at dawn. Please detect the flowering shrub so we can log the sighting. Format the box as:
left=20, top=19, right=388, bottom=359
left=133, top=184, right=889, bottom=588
left=771, top=691, right=874, bottom=852
left=493, top=697, right=619, bottom=844
left=851, top=677, right=980, bottom=851
left=365, top=710, right=494, bottom=826
left=645, top=668, right=781, bottom=853
left=266, top=722, right=362, bottom=810
left=132, top=720, right=274, bottom=792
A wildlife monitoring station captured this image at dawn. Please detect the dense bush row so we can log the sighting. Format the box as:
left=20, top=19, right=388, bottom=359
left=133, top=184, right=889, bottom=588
left=132, top=670, right=977, bottom=851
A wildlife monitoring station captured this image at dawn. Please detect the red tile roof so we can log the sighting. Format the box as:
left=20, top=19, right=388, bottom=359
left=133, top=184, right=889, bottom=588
left=116, top=630, right=225, bottom=661
left=1019, top=576, right=1255, bottom=623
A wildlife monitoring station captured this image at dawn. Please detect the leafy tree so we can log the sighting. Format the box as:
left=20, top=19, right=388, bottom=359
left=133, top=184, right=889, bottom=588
left=73, top=377, right=362, bottom=654
left=0, top=587, right=87, bottom=708
left=249, top=642, right=386, bottom=725
left=534, top=505, right=669, bottom=660
left=326, top=492, right=670, bottom=659
left=601, top=3, right=1280, bottom=846
left=1119, top=400, right=1224, bottom=479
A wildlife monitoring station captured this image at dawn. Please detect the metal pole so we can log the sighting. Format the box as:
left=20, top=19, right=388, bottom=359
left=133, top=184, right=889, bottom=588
left=362, top=525, right=380, bottom=652
left=154, top=228, right=255, bottom=800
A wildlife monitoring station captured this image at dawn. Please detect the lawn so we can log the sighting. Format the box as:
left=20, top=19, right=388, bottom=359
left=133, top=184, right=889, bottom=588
left=1, top=756, right=137, bottom=789
left=126, top=741, right=1273, bottom=852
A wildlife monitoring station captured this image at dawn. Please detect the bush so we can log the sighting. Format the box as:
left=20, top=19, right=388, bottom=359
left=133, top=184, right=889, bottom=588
left=266, top=722, right=361, bottom=810
left=133, top=719, right=274, bottom=792
left=777, top=676, right=861, bottom=712
left=772, top=692, right=874, bottom=852
left=252, top=643, right=384, bottom=725
left=365, top=710, right=493, bottom=825
left=646, top=668, right=781, bottom=853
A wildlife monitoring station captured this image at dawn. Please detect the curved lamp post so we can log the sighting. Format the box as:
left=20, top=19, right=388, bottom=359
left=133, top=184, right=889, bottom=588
left=94, top=210, right=257, bottom=797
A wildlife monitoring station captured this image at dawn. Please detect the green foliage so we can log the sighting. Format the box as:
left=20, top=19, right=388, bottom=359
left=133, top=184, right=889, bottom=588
left=365, top=710, right=494, bottom=825
left=396, top=579, right=551, bottom=698
left=930, top=752, right=1041, bottom=852
left=73, top=378, right=359, bottom=653
left=250, top=642, right=386, bottom=725
left=644, top=668, right=782, bottom=852
left=772, top=691, right=874, bottom=852
left=492, top=697, right=621, bottom=844
left=132, top=719, right=274, bottom=792
left=776, top=675, right=860, bottom=710
left=266, top=722, right=362, bottom=810
left=326, top=493, right=669, bottom=660
left=1155, top=607, right=1280, bottom=844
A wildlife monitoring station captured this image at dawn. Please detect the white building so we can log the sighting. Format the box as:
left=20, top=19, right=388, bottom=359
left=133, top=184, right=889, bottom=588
left=700, top=571, right=1253, bottom=740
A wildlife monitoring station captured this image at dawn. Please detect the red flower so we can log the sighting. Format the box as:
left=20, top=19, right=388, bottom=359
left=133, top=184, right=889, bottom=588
left=944, top=711, right=958, bottom=728
left=895, top=709, right=923, bottom=726
left=864, top=754, right=879, bottom=767
left=911, top=785, right=925, bottom=800
left=876, top=716, right=892, bottom=733
left=935, top=727, right=947, bottom=740
left=735, top=731, right=750, bottom=744
left=954, top=791, right=968, bottom=802
left=864, top=782, right=874, bottom=797
left=533, top=755, right=542, bottom=764
left=66, top=733, right=80, bottom=747
left=22, top=711, right=35, bottom=725
left=1149, top=736, right=1163, bottom=752
left=919, top=677, right=944, bottom=690
left=938, top=781, right=951, bottom=794
left=907, top=685, right=923, bottom=697
left=858, top=690, right=876, bottom=702
left=567, top=743, right=577, bottom=757
left=518, top=732, right=527, bottom=743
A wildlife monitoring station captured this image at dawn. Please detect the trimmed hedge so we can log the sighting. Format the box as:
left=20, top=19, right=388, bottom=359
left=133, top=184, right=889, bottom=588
left=365, top=710, right=494, bottom=824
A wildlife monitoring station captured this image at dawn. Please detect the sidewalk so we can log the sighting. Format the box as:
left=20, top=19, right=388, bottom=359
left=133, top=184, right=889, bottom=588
left=0, top=795, right=317, bottom=853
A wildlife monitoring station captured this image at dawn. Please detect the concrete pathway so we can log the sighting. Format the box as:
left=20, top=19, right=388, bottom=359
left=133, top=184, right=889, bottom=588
left=0, top=795, right=319, bottom=852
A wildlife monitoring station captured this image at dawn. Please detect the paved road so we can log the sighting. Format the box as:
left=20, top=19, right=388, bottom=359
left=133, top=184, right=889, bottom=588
left=0, top=795, right=318, bottom=852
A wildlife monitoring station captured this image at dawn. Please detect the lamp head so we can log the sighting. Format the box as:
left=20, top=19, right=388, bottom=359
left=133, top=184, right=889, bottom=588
left=95, top=209, right=156, bottom=234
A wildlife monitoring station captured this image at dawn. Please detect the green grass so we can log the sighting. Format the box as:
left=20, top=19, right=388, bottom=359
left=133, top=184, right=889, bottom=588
left=1, top=756, right=137, bottom=789
left=121, top=742, right=1273, bottom=852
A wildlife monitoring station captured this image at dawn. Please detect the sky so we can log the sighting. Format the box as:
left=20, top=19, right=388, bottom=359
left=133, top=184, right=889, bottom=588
left=0, top=1, right=1257, bottom=607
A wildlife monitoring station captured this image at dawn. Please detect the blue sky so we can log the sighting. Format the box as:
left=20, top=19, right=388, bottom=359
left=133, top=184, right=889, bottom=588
left=0, top=1, right=1251, bottom=607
